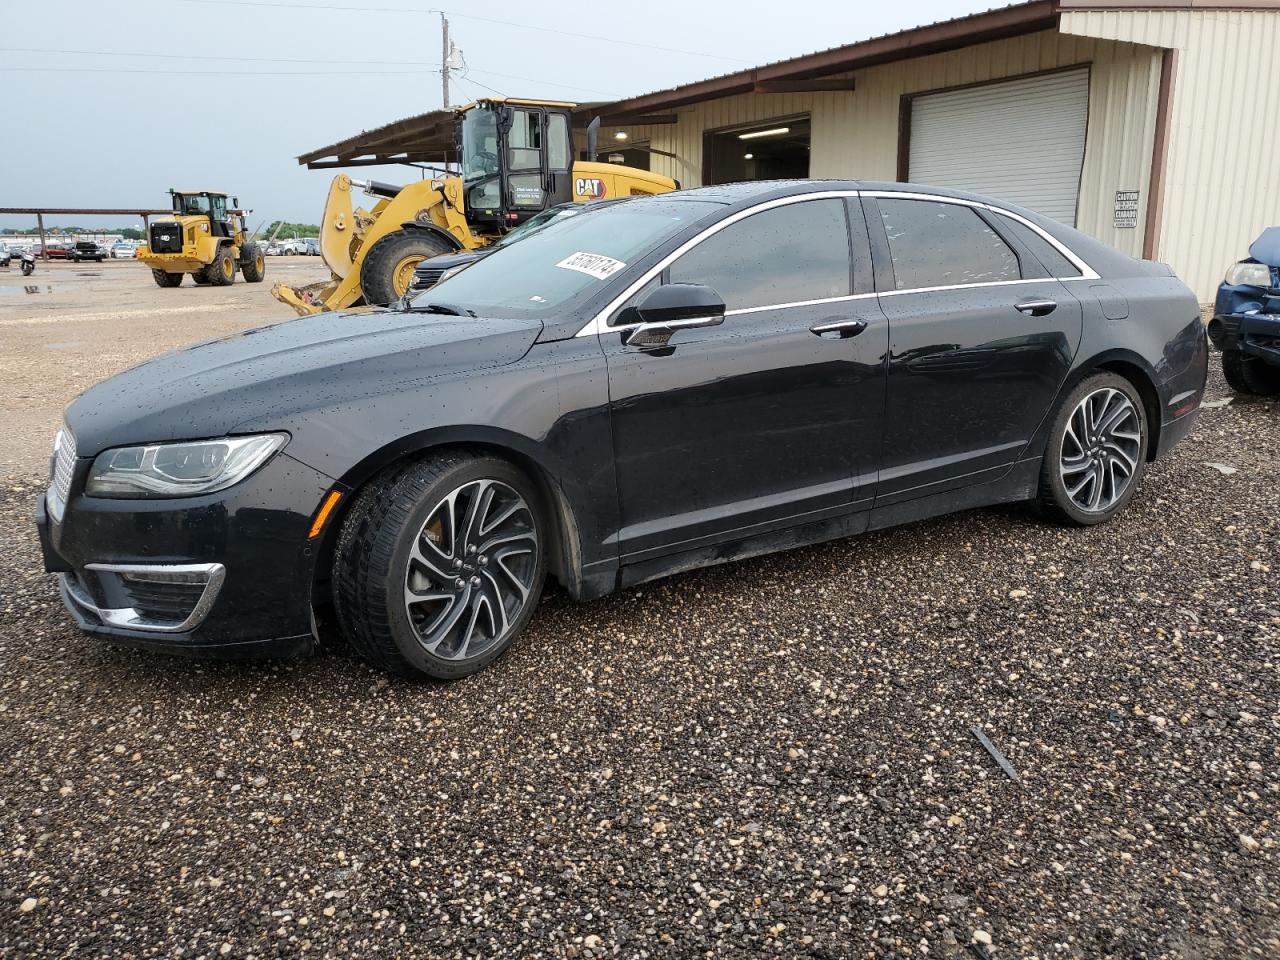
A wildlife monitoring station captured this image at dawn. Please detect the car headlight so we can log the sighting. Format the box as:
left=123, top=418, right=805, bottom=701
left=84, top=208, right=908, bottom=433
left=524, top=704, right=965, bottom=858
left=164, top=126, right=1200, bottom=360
left=86, top=433, right=288, bottom=498
left=1224, top=260, right=1272, bottom=287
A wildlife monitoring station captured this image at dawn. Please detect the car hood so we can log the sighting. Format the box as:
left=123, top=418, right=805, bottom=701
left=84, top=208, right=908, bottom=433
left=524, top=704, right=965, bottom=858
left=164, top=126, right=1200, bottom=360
left=1248, top=227, right=1280, bottom=267
left=66, top=309, right=543, bottom=458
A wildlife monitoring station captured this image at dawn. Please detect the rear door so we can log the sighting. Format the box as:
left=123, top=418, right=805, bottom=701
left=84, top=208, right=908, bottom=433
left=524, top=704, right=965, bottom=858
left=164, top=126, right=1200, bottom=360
left=600, top=195, right=886, bottom=561
left=865, top=193, right=1083, bottom=504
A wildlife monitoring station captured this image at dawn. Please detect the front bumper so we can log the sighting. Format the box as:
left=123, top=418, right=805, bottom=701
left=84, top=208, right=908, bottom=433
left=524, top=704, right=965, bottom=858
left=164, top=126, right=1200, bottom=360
left=34, top=451, right=335, bottom=658
left=1209, top=311, right=1280, bottom=364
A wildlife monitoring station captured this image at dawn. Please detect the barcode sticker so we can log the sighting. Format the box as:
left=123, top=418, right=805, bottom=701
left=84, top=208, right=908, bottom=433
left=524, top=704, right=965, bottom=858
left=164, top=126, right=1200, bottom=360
left=554, top=251, right=626, bottom=280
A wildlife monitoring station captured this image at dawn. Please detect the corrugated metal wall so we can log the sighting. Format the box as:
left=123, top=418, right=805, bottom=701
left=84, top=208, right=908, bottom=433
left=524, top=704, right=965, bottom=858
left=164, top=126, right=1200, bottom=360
left=601, top=29, right=1162, bottom=260
left=1062, top=9, right=1280, bottom=299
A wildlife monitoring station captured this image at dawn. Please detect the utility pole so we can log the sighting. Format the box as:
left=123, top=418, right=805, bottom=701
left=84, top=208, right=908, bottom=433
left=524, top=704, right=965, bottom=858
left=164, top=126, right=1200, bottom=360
left=440, top=13, right=450, bottom=109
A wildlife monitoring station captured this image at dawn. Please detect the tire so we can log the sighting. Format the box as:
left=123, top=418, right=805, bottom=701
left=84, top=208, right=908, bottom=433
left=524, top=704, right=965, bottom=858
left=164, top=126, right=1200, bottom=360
left=190, top=272, right=210, bottom=285
left=1038, top=371, right=1148, bottom=527
left=204, top=245, right=237, bottom=286
left=359, top=230, right=454, bottom=307
left=333, top=452, right=547, bottom=680
left=1222, top=348, right=1280, bottom=396
left=240, top=242, right=266, bottom=283
left=152, top=269, right=183, bottom=288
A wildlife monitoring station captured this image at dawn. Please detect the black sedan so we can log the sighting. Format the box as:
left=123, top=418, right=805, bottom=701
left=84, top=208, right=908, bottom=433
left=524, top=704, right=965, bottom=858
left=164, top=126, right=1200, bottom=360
left=36, top=181, right=1208, bottom=680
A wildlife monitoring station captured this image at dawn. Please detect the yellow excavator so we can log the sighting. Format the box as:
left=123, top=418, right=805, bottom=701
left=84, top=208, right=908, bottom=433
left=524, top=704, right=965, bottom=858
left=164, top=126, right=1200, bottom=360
left=274, top=98, right=677, bottom=315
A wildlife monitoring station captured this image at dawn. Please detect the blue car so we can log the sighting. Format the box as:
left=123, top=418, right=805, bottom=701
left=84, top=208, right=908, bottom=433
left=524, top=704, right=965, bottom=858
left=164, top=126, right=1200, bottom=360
left=1210, top=227, right=1280, bottom=395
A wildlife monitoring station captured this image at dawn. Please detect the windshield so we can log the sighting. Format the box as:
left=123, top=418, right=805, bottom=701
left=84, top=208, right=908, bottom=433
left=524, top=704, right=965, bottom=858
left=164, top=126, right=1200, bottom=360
left=412, top=199, right=722, bottom=319
left=491, top=205, right=584, bottom=250
left=460, top=105, right=500, bottom=184
left=174, top=194, right=211, bottom=216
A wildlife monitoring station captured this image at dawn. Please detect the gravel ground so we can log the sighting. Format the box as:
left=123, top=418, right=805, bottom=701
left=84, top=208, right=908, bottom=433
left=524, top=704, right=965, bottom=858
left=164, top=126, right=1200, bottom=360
left=0, top=258, right=325, bottom=474
left=0, top=362, right=1277, bottom=959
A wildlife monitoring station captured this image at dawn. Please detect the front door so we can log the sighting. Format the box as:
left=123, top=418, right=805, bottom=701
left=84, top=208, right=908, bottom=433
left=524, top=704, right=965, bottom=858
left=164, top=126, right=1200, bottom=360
left=866, top=194, right=1084, bottom=503
left=600, top=196, right=887, bottom=561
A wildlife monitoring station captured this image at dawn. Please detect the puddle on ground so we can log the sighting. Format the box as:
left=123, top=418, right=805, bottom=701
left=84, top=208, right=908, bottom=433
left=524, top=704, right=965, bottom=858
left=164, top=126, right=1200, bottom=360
left=45, top=341, right=85, bottom=349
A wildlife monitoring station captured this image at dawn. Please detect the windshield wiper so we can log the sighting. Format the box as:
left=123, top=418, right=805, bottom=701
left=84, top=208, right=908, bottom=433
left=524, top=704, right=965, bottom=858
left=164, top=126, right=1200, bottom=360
left=411, top=301, right=476, bottom=317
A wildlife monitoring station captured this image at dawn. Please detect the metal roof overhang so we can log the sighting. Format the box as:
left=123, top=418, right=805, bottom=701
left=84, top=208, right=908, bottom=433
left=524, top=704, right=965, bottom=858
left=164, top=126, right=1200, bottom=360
left=593, top=1, right=1059, bottom=118
left=298, top=1, right=1060, bottom=168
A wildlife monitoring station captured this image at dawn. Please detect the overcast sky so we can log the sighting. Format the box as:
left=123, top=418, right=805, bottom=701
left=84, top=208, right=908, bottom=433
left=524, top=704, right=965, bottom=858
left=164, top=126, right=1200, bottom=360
left=0, top=0, right=995, bottom=231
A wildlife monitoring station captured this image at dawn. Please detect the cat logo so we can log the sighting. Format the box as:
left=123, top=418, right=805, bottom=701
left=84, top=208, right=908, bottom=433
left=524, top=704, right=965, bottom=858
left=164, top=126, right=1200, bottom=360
left=574, top=177, right=607, bottom=200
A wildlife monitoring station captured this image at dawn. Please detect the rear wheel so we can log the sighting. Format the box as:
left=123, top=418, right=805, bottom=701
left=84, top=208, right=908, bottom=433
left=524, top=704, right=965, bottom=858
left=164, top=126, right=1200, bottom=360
left=190, top=272, right=209, bottom=285
left=240, top=242, right=266, bottom=283
left=1222, top=348, right=1280, bottom=396
left=359, top=230, right=454, bottom=307
left=152, top=269, right=183, bottom=288
left=1038, top=372, right=1148, bottom=526
left=204, top=246, right=237, bottom=286
left=333, top=453, right=546, bottom=680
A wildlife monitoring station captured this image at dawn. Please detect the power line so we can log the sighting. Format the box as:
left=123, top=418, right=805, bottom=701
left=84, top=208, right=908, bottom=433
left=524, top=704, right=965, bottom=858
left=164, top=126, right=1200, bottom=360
left=0, top=52, right=620, bottom=94
left=0, top=45, right=433, bottom=66
left=0, top=66, right=441, bottom=76
left=169, top=0, right=753, bottom=63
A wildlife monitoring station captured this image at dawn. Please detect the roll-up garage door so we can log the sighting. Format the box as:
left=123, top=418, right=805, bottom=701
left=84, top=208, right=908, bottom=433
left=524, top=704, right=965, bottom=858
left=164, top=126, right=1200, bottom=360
left=908, top=68, right=1089, bottom=226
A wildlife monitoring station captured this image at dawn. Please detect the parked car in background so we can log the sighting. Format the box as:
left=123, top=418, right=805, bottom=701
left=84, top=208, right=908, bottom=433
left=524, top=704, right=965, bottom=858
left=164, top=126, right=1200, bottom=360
left=110, top=242, right=136, bottom=259
left=1209, top=226, right=1280, bottom=395
left=303, top=238, right=321, bottom=256
left=264, top=242, right=285, bottom=257
left=44, top=244, right=70, bottom=260
left=0, top=243, right=11, bottom=268
left=36, top=181, right=1208, bottom=681
left=279, top=239, right=307, bottom=256
left=70, top=242, right=106, bottom=263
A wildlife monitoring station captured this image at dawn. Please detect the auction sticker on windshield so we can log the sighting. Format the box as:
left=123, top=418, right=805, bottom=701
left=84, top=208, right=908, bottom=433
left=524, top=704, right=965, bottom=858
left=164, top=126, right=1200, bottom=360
left=555, top=251, right=626, bottom=280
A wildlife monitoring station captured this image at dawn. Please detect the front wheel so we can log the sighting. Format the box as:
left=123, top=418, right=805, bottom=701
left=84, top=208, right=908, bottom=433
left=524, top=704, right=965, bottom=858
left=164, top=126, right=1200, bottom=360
left=334, top=453, right=546, bottom=680
left=1038, top=372, right=1148, bottom=526
left=358, top=230, right=454, bottom=306
left=204, top=246, right=237, bottom=286
left=152, top=269, right=183, bottom=288
left=1222, top=348, right=1280, bottom=396
left=240, top=242, right=266, bottom=283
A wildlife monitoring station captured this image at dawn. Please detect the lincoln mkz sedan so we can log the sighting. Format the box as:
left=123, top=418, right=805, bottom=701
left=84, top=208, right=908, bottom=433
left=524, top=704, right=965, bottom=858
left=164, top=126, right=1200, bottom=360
left=35, top=181, right=1208, bottom=680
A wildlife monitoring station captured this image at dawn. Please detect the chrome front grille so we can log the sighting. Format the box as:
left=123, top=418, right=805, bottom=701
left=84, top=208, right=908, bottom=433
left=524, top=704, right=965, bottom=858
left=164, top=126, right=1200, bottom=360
left=51, top=429, right=76, bottom=506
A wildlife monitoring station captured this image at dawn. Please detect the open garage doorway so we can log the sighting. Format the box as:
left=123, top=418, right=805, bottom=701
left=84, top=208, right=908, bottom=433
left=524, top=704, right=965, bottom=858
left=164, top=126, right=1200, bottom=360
left=703, top=117, right=810, bottom=185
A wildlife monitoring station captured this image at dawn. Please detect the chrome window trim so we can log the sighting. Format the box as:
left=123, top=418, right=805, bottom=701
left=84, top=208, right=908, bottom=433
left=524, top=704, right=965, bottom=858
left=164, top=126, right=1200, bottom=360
left=574, top=190, right=864, bottom=338
left=65, top=562, right=226, bottom=634
left=574, top=188, right=1100, bottom=338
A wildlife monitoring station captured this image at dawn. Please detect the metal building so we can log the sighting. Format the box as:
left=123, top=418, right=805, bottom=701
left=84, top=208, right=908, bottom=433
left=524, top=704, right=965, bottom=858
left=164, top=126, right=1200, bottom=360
left=583, top=0, right=1278, bottom=300
left=299, top=0, right=1280, bottom=300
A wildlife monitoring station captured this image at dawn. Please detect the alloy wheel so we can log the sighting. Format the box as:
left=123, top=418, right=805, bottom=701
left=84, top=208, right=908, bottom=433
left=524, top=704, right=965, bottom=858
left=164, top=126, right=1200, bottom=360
left=1058, top=387, right=1142, bottom=513
left=402, top=479, right=538, bottom=661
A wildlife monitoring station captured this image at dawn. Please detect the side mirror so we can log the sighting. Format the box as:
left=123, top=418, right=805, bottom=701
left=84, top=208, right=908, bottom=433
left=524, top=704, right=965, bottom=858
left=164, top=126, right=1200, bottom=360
left=624, top=283, right=726, bottom=348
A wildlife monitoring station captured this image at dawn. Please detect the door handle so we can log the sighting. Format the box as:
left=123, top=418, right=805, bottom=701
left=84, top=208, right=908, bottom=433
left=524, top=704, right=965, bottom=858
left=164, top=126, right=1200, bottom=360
left=1014, top=297, right=1057, bottom=317
left=809, top=318, right=868, bottom=339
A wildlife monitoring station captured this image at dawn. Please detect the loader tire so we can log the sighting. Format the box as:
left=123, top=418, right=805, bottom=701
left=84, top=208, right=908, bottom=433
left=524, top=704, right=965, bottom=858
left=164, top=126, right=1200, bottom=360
left=152, top=269, right=183, bottom=288
left=190, top=272, right=210, bottom=285
left=205, top=245, right=237, bottom=286
left=359, top=230, right=454, bottom=307
left=240, top=242, right=266, bottom=283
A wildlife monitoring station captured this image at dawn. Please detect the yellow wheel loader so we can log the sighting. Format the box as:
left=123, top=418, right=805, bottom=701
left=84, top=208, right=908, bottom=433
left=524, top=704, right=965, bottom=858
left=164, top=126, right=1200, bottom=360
left=137, top=191, right=266, bottom=288
left=274, top=99, right=677, bottom=315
